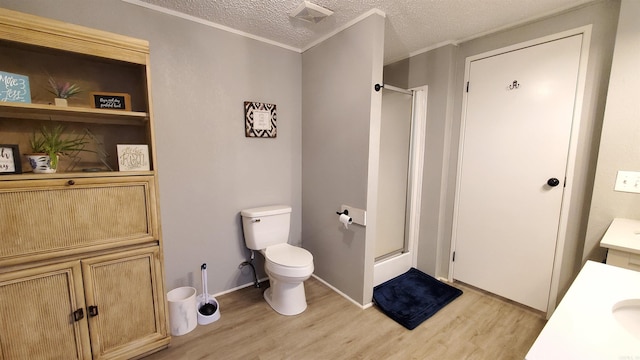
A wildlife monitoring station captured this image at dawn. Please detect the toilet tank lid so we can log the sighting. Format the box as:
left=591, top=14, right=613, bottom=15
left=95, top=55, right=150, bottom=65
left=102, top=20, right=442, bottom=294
left=241, top=205, right=291, bottom=217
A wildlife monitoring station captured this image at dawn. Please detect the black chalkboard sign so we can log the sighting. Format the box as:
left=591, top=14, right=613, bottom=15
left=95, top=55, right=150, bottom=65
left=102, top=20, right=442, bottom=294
left=90, top=92, right=131, bottom=111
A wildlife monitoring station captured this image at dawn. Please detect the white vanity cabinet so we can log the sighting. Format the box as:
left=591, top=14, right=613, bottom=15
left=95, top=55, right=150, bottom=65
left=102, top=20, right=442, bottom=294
left=601, top=218, right=640, bottom=271
left=606, top=249, right=640, bottom=271
left=526, top=261, right=640, bottom=359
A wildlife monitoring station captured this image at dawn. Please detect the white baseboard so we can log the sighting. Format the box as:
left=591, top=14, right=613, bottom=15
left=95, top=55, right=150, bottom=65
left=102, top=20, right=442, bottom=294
left=212, top=277, right=269, bottom=298
left=311, top=274, right=373, bottom=309
left=211, top=275, right=376, bottom=310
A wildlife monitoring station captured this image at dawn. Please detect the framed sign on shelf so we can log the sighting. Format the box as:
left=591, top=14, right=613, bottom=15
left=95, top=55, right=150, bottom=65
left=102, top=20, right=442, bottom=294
left=0, top=71, right=31, bottom=103
left=0, top=144, right=22, bottom=174
left=90, top=92, right=131, bottom=111
left=116, top=144, right=149, bottom=171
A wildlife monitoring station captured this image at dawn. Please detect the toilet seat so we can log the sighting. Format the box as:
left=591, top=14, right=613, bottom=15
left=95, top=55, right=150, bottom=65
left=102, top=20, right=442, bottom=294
left=265, top=243, right=313, bottom=266
left=264, top=244, right=313, bottom=278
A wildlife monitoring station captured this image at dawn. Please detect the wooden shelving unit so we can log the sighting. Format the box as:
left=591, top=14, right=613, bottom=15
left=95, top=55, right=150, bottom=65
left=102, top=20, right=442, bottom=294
left=0, top=7, right=170, bottom=360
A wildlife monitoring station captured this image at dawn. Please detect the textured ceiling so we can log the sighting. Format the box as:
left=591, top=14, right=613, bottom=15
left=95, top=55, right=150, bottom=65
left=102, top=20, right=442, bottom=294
left=135, top=0, right=595, bottom=64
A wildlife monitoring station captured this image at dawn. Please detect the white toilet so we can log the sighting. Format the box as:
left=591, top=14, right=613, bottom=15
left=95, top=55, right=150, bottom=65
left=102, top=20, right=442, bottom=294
left=240, top=205, right=314, bottom=315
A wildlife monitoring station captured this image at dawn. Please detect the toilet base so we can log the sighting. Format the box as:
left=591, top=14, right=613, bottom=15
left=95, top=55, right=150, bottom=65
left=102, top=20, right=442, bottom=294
left=263, top=277, right=308, bottom=316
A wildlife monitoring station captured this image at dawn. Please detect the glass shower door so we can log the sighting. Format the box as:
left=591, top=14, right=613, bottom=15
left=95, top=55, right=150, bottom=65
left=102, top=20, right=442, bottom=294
left=375, top=88, right=413, bottom=260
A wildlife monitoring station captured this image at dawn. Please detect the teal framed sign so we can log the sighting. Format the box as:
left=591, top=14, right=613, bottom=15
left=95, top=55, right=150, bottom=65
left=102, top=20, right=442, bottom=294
left=0, top=71, right=31, bottom=103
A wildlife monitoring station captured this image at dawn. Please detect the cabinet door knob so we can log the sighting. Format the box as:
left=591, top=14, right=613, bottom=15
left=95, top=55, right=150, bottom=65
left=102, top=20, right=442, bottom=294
left=88, top=305, right=99, bottom=317
left=67, top=180, right=75, bottom=186
left=73, top=308, right=84, bottom=322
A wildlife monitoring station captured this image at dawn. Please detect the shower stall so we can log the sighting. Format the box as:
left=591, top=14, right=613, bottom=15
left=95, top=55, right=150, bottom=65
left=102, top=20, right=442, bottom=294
left=373, top=84, right=427, bottom=286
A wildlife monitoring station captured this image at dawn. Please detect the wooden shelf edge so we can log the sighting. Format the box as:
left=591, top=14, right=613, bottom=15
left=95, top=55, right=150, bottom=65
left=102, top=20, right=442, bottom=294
left=0, top=170, right=155, bottom=181
left=0, top=101, right=148, bottom=125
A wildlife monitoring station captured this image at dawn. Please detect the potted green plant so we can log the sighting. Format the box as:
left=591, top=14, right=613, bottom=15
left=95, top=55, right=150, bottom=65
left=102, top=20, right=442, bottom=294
left=28, top=125, right=90, bottom=173
left=47, top=76, right=82, bottom=106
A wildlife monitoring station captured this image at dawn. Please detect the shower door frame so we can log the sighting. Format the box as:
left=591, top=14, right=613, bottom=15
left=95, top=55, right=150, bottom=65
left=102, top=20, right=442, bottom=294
left=373, top=85, right=428, bottom=287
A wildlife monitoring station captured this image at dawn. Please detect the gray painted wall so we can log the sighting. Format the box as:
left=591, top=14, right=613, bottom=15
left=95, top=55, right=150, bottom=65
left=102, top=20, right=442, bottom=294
left=384, top=0, right=620, bottom=300
left=302, top=13, right=385, bottom=305
left=2, top=0, right=302, bottom=294
left=584, top=0, right=640, bottom=262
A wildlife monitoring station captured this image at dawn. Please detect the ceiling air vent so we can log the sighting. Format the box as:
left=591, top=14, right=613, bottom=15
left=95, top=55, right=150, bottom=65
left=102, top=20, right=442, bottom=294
left=290, top=1, right=333, bottom=23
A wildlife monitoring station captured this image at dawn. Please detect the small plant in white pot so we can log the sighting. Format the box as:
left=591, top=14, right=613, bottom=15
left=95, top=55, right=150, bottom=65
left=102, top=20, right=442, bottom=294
left=28, top=125, right=90, bottom=173
left=47, top=76, right=81, bottom=106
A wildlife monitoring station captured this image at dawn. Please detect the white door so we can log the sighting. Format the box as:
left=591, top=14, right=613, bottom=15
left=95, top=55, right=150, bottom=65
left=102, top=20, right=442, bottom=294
left=452, top=35, right=583, bottom=311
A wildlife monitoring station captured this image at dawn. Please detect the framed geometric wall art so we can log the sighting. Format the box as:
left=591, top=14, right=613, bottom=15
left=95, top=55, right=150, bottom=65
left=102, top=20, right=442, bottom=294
left=244, top=101, right=276, bottom=138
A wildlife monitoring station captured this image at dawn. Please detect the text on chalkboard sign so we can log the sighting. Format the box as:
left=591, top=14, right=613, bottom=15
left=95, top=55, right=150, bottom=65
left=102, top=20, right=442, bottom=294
left=90, top=92, right=131, bottom=111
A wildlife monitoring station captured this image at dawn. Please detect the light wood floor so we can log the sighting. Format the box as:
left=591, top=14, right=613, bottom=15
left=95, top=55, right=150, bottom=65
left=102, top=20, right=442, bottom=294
left=143, top=277, right=546, bottom=360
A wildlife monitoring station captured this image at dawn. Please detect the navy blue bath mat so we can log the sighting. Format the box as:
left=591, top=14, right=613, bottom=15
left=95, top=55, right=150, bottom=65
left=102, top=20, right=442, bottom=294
left=373, top=268, right=462, bottom=330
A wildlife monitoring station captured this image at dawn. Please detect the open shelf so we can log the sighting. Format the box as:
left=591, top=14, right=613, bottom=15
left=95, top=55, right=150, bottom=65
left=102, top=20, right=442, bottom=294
left=0, top=101, right=148, bottom=126
left=0, top=170, right=155, bottom=182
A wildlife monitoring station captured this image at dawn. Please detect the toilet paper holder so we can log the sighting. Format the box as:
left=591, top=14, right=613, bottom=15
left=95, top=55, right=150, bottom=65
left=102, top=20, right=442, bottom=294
left=336, top=209, right=353, bottom=229
left=338, top=205, right=366, bottom=226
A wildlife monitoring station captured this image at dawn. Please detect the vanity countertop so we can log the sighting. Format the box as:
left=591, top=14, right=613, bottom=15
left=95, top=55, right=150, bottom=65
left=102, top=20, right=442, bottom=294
left=600, top=218, right=640, bottom=255
left=526, top=260, right=640, bottom=360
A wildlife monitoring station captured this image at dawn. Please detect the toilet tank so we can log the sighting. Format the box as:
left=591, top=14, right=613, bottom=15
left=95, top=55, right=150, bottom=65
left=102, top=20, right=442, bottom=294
left=241, top=205, right=291, bottom=250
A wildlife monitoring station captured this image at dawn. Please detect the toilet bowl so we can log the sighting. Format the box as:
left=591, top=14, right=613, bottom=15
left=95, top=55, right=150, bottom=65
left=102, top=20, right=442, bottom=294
left=241, top=205, right=314, bottom=315
left=262, top=243, right=314, bottom=315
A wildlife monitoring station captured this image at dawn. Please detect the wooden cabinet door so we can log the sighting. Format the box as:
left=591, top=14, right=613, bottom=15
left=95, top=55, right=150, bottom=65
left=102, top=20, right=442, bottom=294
left=0, top=261, right=91, bottom=359
left=81, top=247, right=167, bottom=360
left=0, top=176, right=158, bottom=267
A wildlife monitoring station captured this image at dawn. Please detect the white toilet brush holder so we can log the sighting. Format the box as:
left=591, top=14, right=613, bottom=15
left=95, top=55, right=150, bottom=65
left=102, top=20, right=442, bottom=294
left=197, top=263, right=220, bottom=325
left=196, top=293, right=220, bottom=325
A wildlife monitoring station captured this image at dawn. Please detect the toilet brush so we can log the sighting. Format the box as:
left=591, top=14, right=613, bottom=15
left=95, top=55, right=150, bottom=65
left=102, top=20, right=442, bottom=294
left=198, top=263, right=217, bottom=316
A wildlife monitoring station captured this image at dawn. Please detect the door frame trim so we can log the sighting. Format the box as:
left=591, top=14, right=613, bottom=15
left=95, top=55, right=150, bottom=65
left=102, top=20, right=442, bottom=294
left=449, top=25, right=592, bottom=316
left=407, top=86, right=429, bottom=269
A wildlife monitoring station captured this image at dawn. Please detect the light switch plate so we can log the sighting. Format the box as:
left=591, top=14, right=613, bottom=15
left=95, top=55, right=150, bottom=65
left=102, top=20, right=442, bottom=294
left=614, top=170, right=640, bottom=193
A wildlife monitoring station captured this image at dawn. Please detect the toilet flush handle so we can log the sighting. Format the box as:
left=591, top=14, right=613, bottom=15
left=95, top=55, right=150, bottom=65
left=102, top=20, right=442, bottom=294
left=252, top=219, right=261, bottom=223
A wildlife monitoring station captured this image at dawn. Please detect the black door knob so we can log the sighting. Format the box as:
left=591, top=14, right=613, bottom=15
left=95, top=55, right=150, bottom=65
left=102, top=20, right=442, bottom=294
left=547, top=178, right=560, bottom=187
